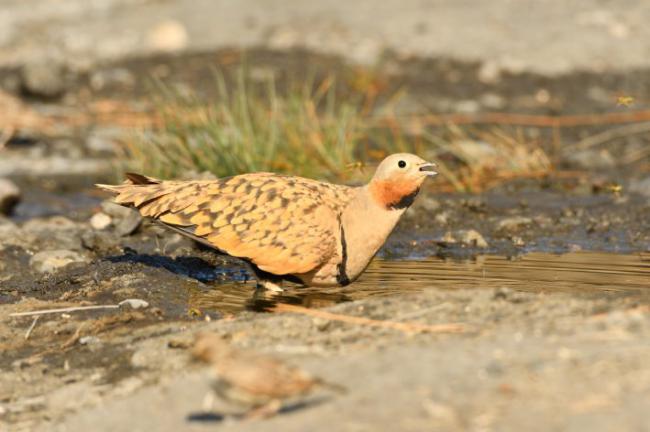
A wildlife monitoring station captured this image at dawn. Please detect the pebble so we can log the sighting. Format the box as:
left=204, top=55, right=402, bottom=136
left=115, top=209, right=143, bottom=236
left=147, top=20, right=188, bottom=52
left=30, top=249, right=88, bottom=273
left=89, top=212, right=112, bottom=230
left=20, top=61, right=67, bottom=99
left=89, top=68, right=135, bottom=91
left=0, top=178, right=20, bottom=215
left=100, top=200, right=143, bottom=235
left=497, top=216, right=533, bottom=232
left=439, top=229, right=488, bottom=248
left=101, top=200, right=135, bottom=219
left=629, top=176, right=650, bottom=198
left=118, top=298, right=149, bottom=310
left=565, top=149, right=615, bottom=169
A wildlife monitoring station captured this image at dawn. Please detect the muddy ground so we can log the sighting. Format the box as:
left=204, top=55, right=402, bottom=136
left=1, top=35, right=650, bottom=432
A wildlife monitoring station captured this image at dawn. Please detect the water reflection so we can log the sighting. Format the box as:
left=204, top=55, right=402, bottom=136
left=188, top=251, right=650, bottom=315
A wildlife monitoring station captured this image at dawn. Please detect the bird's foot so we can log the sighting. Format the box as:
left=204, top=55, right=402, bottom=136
left=257, top=280, right=284, bottom=292
left=201, top=391, right=216, bottom=412
left=244, top=399, right=282, bottom=420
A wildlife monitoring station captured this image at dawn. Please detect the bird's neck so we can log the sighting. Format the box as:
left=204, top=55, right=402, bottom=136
left=339, top=185, right=412, bottom=282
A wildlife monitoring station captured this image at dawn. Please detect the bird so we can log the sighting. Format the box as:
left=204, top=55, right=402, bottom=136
left=191, top=332, right=344, bottom=417
left=97, top=153, right=437, bottom=290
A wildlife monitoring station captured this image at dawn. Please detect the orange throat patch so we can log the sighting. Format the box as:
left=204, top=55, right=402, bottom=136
left=370, top=179, right=420, bottom=210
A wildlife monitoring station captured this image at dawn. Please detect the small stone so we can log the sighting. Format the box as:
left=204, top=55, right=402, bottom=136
left=101, top=200, right=135, bottom=219
left=479, top=92, right=506, bottom=110
left=118, top=299, right=149, bottom=310
left=115, top=210, right=142, bottom=236
left=20, top=61, right=67, bottom=99
left=313, top=317, right=331, bottom=331
left=497, top=216, right=533, bottom=232
left=438, top=229, right=488, bottom=248
left=434, top=211, right=449, bottom=225
left=30, top=250, right=88, bottom=273
left=0, top=178, right=20, bottom=215
left=456, top=229, right=488, bottom=248
left=89, top=212, right=112, bottom=230
left=79, top=336, right=101, bottom=345
left=477, top=61, right=501, bottom=84
left=147, top=20, right=188, bottom=52
left=454, top=100, right=480, bottom=114
left=629, top=177, right=650, bottom=198
left=89, top=68, right=135, bottom=91
left=81, top=230, right=119, bottom=253
left=510, top=236, right=526, bottom=246
left=565, top=149, right=615, bottom=169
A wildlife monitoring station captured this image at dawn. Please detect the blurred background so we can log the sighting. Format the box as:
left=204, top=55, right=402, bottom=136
left=1, top=0, right=650, bottom=198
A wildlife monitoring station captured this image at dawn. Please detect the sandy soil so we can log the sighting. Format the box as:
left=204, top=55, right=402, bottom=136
left=3, top=286, right=650, bottom=432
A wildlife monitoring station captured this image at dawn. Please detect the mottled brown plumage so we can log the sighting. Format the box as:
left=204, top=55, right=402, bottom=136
left=97, top=153, right=437, bottom=289
left=192, top=332, right=342, bottom=416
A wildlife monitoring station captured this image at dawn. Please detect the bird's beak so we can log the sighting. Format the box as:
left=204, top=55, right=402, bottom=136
left=418, top=162, right=438, bottom=176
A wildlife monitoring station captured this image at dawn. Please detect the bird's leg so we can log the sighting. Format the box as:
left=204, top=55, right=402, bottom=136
left=201, top=391, right=216, bottom=412
left=257, top=279, right=284, bottom=292
left=247, top=263, right=285, bottom=292
left=244, top=399, right=282, bottom=420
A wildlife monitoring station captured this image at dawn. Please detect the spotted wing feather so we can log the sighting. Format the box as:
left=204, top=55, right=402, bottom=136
left=97, top=173, right=355, bottom=275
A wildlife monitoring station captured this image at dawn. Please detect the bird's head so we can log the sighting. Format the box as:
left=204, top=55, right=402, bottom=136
left=369, top=153, right=437, bottom=210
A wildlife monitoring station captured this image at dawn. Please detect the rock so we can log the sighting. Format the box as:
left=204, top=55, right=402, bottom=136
left=477, top=61, right=501, bottom=84
left=434, top=212, right=449, bottom=225
left=89, top=68, right=135, bottom=92
left=89, top=212, right=112, bottom=230
left=479, top=92, right=506, bottom=110
left=20, top=61, right=67, bottom=99
left=80, top=230, right=119, bottom=253
left=147, top=20, right=188, bottom=52
left=565, top=149, right=615, bottom=169
left=497, top=216, right=533, bottom=232
left=30, top=249, right=88, bottom=273
left=0, top=178, right=20, bottom=215
left=629, top=177, right=650, bottom=197
left=101, top=200, right=134, bottom=219
left=438, top=229, right=488, bottom=248
left=118, top=299, right=149, bottom=310
left=99, top=200, right=143, bottom=235
left=115, top=210, right=143, bottom=236
left=510, top=235, right=526, bottom=247
left=454, top=100, right=480, bottom=114
left=21, top=216, right=84, bottom=251
left=457, top=229, right=488, bottom=248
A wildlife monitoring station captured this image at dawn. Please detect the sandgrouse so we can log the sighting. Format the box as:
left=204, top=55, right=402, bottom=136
left=97, top=153, right=437, bottom=290
left=192, top=332, right=343, bottom=417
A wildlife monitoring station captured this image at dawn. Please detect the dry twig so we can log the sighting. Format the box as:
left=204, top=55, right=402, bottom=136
left=272, top=303, right=467, bottom=334
left=24, top=316, right=40, bottom=340
left=568, top=122, right=650, bottom=150
left=9, top=299, right=149, bottom=318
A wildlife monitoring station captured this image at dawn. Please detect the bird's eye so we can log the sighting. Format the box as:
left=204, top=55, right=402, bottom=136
left=398, top=160, right=407, bottom=168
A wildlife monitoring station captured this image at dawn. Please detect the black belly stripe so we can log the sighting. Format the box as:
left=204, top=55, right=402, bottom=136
left=336, top=223, right=351, bottom=286
left=388, top=187, right=420, bottom=210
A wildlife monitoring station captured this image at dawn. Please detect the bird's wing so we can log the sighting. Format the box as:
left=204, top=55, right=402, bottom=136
left=97, top=172, right=356, bottom=275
